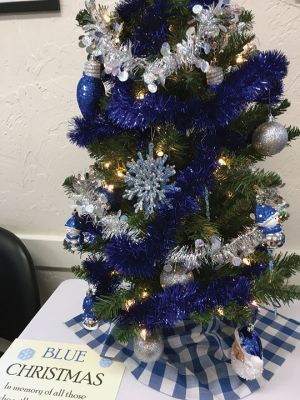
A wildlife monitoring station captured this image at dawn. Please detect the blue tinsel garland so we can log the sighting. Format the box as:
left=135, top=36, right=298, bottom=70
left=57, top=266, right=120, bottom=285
left=83, top=255, right=121, bottom=296
left=106, top=80, right=213, bottom=132
left=117, top=0, right=170, bottom=57
left=116, top=0, right=148, bottom=23
left=211, top=51, right=288, bottom=126
left=68, top=115, right=125, bottom=148
left=69, top=51, right=288, bottom=146
left=105, top=51, right=287, bottom=133
left=122, top=275, right=252, bottom=330
left=132, top=0, right=170, bottom=57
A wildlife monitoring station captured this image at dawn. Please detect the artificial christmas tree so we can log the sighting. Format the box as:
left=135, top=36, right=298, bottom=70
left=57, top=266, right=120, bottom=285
left=64, top=0, right=300, bottom=390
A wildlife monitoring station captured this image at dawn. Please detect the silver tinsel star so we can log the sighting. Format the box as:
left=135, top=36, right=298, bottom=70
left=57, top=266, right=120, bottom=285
left=123, top=143, right=180, bottom=218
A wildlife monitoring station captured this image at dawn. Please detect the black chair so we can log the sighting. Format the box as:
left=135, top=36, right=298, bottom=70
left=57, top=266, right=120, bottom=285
left=0, top=228, right=40, bottom=354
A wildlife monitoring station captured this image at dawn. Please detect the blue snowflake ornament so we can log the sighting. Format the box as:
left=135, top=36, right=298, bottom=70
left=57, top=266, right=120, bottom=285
left=123, top=143, right=180, bottom=218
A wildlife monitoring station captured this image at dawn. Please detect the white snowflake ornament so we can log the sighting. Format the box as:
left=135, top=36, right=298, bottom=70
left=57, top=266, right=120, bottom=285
left=123, top=143, right=180, bottom=218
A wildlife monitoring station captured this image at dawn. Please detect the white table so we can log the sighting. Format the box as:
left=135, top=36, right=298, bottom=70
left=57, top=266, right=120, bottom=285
left=20, top=279, right=300, bottom=399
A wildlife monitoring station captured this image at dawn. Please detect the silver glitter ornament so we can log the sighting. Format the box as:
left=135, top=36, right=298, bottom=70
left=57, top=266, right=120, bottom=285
left=252, top=115, right=288, bottom=156
left=206, top=65, right=224, bottom=87
left=160, top=265, right=194, bottom=288
left=84, top=59, right=101, bottom=78
left=134, top=329, right=164, bottom=363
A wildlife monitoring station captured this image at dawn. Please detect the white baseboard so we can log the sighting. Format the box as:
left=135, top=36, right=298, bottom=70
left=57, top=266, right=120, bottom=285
left=17, top=234, right=81, bottom=270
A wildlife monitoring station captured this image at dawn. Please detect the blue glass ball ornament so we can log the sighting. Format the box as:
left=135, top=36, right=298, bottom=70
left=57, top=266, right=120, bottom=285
left=231, top=325, right=263, bottom=380
left=77, top=60, right=105, bottom=120
left=82, top=290, right=98, bottom=331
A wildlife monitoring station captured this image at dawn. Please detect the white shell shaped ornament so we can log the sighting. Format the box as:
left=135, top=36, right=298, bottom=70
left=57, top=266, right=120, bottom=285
left=252, top=115, right=288, bottom=156
left=231, top=327, right=264, bottom=381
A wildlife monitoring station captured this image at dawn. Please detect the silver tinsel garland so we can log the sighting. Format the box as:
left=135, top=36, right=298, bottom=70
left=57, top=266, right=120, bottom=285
left=68, top=169, right=142, bottom=246
left=80, top=0, right=251, bottom=93
left=100, top=211, right=142, bottom=242
left=165, top=227, right=265, bottom=271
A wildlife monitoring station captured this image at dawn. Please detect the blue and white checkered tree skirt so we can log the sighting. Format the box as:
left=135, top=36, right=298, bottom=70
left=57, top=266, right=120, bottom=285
left=66, top=307, right=300, bottom=400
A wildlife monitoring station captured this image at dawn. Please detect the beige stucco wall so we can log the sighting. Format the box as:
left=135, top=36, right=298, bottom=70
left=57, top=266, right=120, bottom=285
left=0, top=0, right=299, bottom=264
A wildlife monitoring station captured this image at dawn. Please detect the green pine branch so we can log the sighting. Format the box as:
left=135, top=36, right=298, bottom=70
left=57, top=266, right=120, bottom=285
left=214, top=197, right=254, bottom=239
left=176, top=212, right=220, bottom=245
left=112, top=324, right=139, bottom=344
left=191, top=310, right=214, bottom=326
left=94, top=290, right=131, bottom=321
left=72, top=265, right=88, bottom=280
left=218, top=32, right=255, bottom=68
left=252, top=253, right=300, bottom=305
left=239, top=10, right=254, bottom=24
left=228, top=99, right=291, bottom=138
left=287, top=126, right=300, bottom=142
left=62, top=175, right=76, bottom=193
left=273, top=253, right=300, bottom=280
left=221, top=302, right=254, bottom=324
left=191, top=301, right=254, bottom=326
left=88, top=132, right=139, bottom=163
left=218, top=167, right=282, bottom=196
left=76, top=10, right=92, bottom=27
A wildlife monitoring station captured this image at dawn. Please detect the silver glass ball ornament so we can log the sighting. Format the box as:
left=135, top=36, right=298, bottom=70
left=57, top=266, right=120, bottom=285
left=160, top=265, right=194, bottom=288
left=252, top=115, right=288, bottom=156
left=206, top=66, right=224, bottom=87
left=134, top=330, right=164, bottom=363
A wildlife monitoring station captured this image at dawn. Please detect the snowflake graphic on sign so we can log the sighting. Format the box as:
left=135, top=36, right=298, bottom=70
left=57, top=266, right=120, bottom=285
left=18, top=348, right=35, bottom=361
left=123, top=143, right=180, bottom=218
left=100, top=358, right=113, bottom=368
